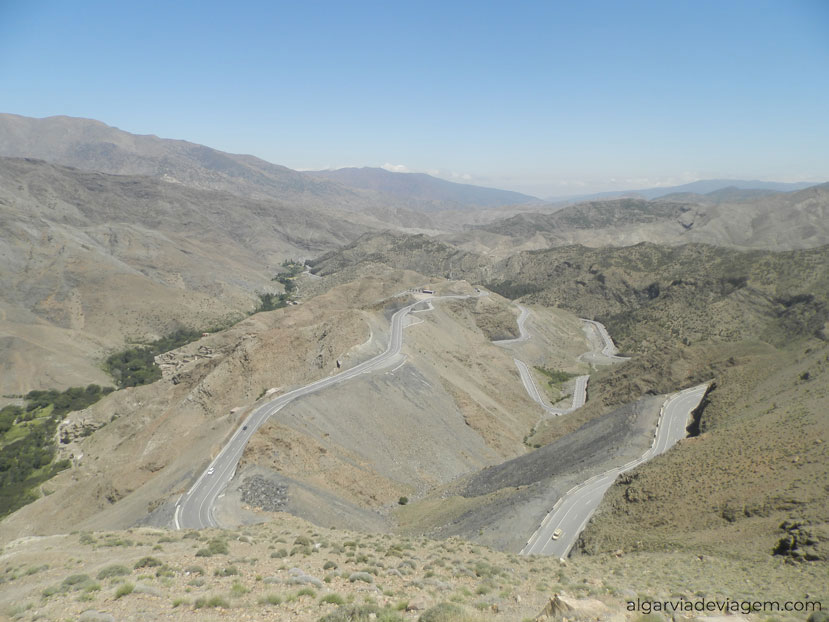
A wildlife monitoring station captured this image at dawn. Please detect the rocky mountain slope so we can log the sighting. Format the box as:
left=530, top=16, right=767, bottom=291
left=0, top=271, right=386, bottom=541
left=0, top=268, right=581, bottom=547
left=577, top=336, right=829, bottom=561
left=0, top=156, right=376, bottom=394
left=305, top=232, right=829, bottom=559
left=308, top=232, right=486, bottom=281
left=314, top=233, right=829, bottom=353
left=467, top=185, right=829, bottom=251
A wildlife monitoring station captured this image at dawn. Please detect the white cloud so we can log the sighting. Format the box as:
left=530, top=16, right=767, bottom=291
left=623, top=172, right=700, bottom=188
left=381, top=163, right=410, bottom=173
left=449, top=171, right=473, bottom=181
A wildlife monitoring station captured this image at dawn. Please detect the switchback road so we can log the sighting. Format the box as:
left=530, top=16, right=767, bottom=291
left=175, top=294, right=470, bottom=529
left=520, top=383, right=709, bottom=557
left=496, top=306, right=615, bottom=416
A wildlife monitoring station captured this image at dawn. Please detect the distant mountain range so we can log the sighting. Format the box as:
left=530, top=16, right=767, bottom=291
left=547, top=179, right=820, bottom=203
left=309, top=167, right=538, bottom=209
left=0, top=114, right=536, bottom=217
left=3, top=113, right=821, bottom=223
left=466, top=184, right=829, bottom=252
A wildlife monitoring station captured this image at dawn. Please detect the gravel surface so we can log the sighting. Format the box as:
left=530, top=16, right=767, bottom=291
left=239, top=475, right=288, bottom=512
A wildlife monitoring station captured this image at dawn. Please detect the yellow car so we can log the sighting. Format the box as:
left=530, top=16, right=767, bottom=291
left=551, top=528, right=563, bottom=540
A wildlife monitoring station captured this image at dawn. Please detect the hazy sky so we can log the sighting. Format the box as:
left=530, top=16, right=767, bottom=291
left=1, top=0, right=827, bottom=196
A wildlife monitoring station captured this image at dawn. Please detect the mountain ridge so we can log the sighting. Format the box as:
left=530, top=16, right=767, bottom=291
left=0, top=113, right=539, bottom=218
left=309, top=166, right=539, bottom=209
left=466, top=184, right=829, bottom=252
left=545, top=178, right=822, bottom=203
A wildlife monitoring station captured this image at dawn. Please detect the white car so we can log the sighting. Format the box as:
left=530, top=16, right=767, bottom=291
left=551, top=528, right=563, bottom=540
left=207, top=467, right=215, bottom=475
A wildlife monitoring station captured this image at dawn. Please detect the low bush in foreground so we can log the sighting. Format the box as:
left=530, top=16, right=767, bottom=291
left=97, top=564, right=130, bottom=580
left=193, top=595, right=230, bottom=609
left=114, top=582, right=134, bottom=599
left=318, top=604, right=403, bottom=622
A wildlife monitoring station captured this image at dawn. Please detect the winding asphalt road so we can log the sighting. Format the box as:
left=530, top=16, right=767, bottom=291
left=176, top=292, right=703, bottom=550
left=491, top=304, right=531, bottom=345
left=175, top=294, right=469, bottom=529
left=581, top=319, right=629, bottom=361
left=519, top=383, right=709, bottom=557
left=513, top=359, right=589, bottom=416
left=495, top=305, right=606, bottom=416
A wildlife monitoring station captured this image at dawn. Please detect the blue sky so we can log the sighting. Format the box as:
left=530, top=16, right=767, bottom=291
left=1, top=0, right=827, bottom=196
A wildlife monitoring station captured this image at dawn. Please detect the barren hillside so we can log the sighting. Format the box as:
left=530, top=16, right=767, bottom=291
left=0, top=157, right=378, bottom=394
left=464, top=185, right=829, bottom=252
left=306, top=232, right=829, bottom=560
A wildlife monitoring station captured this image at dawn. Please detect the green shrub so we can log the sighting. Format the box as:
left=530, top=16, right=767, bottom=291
left=321, top=593, right=346, bottom=605
left=207, top=595, right=230, bottom=608
left=259, top=593, right=282, bottom=605
left=348, top=572, right=374, bottom=584
left=97, top=564, right=130, bottom=580
left=256, top=292, right=290, bottom=312
left=193, top=595, right=230, bottom=609
left=104, top=347, right=161, bottom=388
left=207, top=539, right=229, bottom=554
left=133, top=556, right=162, bottom=569
left=473, top=561, right=502, bottom=578
left=114, top=582, right=134, bottom=599
left=419, top=602, right=468, bottom=622
left=62, top=574, right=91, bottom=587
left=398, top=496, right=409, bottom=505
left=104, top=329, right=202, bottom=388
left=318, top=604, right=404, bottom=622
left=41, top=585, right=61, bottom=598
left=214, top=565, right=239, bottom=577
left=296, top=587, right=317, bottom=598
left=1, top=386, right=113, bottom=519
left=534, top=366, right=576, bottom=388
left=291, top=545, right=312, bottom=556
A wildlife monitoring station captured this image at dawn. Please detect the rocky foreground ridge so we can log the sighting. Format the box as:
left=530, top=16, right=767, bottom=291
left=0, top=516, right=826, bottom=622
